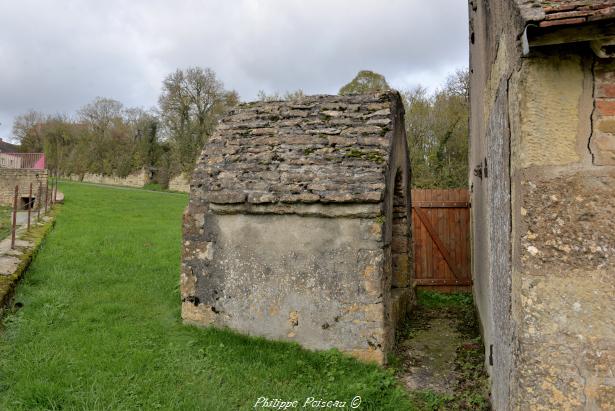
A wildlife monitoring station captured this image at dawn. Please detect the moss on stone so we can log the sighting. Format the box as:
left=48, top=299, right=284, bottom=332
left=345, top=149, right=385, bottom=164
left=0, top=207, right=60, bottom=316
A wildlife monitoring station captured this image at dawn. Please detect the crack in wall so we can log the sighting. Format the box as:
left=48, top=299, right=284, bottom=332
left=588, top=56, right=597, bottom=164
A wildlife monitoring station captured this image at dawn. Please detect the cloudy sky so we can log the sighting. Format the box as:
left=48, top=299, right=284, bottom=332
left=0, top=0, right=468, bottom=140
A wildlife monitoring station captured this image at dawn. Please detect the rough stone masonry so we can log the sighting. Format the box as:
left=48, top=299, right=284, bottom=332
left=0, top=169, right=49, bottom=208
left=469, top=1, right=615, bottom=409
left=181, top=92, right=414, bottom=364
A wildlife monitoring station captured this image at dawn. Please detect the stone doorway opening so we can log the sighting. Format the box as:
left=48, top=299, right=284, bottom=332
left=387, top=166, right=414, bottom=349
left=19, top=196, right=35, bottom=210
left=391, top=169, right=409, bottom=291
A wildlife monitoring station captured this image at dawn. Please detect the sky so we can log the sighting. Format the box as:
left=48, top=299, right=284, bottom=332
left=0, top=0, right=468, bottom=140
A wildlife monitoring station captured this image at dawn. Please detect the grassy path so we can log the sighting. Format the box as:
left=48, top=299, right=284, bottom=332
left=0, top=182, right=411, bottom=410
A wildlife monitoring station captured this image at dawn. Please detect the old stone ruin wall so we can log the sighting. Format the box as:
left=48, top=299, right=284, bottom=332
left=168, top=173, right=190, bottom=192
left=66, top=168, right=149, bottom=188
left=182, top=93, right=414, bottom=364
left=0, top=168, right=49, bottom=209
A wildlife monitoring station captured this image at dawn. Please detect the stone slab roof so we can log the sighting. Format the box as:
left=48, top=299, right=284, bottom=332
left=516, top=1, right=615, bottom=27
left=193, top=92, right=402, bottom=205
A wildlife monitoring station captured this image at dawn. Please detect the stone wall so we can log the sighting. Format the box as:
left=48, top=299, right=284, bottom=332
left=468, top=2, right=521, bottom=407
left=183, top=211, right=394, bottom=363
left=470, top=1, right=615, bottom=408
left=168, top=173, right=190, bottom=192
left=508, top=49, right=615, bottom=410
left=66, top=169, right=149, bottom=188
left=0, top=169, right=49, bottom=208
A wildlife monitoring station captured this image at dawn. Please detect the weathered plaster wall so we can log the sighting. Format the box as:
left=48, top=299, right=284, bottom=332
left=182, top=212, right=393, bottom=363
left=0, top=169, right=49, bottom=207
left=66, top=169, right=149, bottom=188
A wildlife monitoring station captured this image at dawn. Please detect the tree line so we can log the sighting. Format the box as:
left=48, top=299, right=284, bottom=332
left=12, top=67, right=468, bottom=189
left=13, top=67, right=238, bottom=187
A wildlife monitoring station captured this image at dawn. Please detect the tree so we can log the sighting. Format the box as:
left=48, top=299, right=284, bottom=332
left=158, top=67, right=238, bottom=174
left=13, top=110, right=46, bottom=152
left=339, top=70, right=390, bottom=95
left=11, top=98, right=166, bottom=180
left=125, top=108, right=160, bottom=173
left=404, top=69, right=469, bottom=188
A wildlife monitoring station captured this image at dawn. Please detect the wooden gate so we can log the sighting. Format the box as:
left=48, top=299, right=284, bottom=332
left=411, top=189, right=471, bottom=292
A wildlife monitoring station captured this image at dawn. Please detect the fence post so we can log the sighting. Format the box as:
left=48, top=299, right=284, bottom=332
left=53, top=170, right=58, bottom=203
left=11, top=185, right=18, bottom=249
left=27, top=182, right=32, bottom=230
left=45, top=178, right=49, bottom=212
left=37, top=182, right=42, bottom=222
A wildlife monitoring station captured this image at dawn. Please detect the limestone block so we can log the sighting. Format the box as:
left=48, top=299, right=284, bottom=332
left=168, top=173, right=191, bottom=192
left=511, top=56, right=583, bottom=168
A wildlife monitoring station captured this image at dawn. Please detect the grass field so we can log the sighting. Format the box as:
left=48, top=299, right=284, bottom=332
left=0, top=182, right=413, bottom=410
left=0, top=205, right=13, bottom=240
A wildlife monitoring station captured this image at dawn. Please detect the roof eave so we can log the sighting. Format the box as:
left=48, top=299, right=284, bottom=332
left=522, top=18, right=615, bottom=56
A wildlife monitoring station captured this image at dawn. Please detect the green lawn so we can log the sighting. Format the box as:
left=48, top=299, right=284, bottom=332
left=0, top=182, right=412, bottom=410
left=0, top=205, right=13, bottom=240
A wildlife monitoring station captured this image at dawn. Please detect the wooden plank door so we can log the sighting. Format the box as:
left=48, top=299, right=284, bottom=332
left=411, top=189, right=471, bottom=292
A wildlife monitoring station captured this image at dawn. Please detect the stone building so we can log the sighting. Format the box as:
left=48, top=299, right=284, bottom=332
left=182, top=92, right=413, bottom=364
left=0, top=168, right=49, bottom=208
left=0, top=151, right=48, bottom=208
left=469, top=1, right=615, bottom=409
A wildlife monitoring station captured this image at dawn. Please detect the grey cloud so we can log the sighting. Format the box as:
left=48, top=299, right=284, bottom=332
left=0, top=0, right=468, bottom=138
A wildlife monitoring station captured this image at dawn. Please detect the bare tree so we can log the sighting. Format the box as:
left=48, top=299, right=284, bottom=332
left=158, top=67, right=238, bottom=173
left=13, top=110, right=46, bottom=151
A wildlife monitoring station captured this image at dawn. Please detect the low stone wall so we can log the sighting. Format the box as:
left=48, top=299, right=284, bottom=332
left=0, top=169, right=49, bottom=208
left=168, top=173, right=190, bottom=193
left=66, top=169, right=149, bottom=188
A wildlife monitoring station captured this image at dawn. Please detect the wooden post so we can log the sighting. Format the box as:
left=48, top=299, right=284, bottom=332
left=53, top=170, right=58, bottom=203
left=37, top=182, right=42, bottom=221
left=27, top=182, right=32, bottom=230
left=11, top=185, right=18, bottom=249
left=45, top=178, right=49, bottom=212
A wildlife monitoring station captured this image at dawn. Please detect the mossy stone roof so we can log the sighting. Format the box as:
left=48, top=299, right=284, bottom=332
left=192, top=92, right=403, bottom=205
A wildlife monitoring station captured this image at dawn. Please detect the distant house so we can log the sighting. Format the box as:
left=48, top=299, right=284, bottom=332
left=0, top=138, right=47, bottom=208
left=0, top=138, right=19, bottom=153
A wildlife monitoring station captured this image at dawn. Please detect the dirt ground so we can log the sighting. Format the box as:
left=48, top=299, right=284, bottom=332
left=394, top=291, right=490, bottom=410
